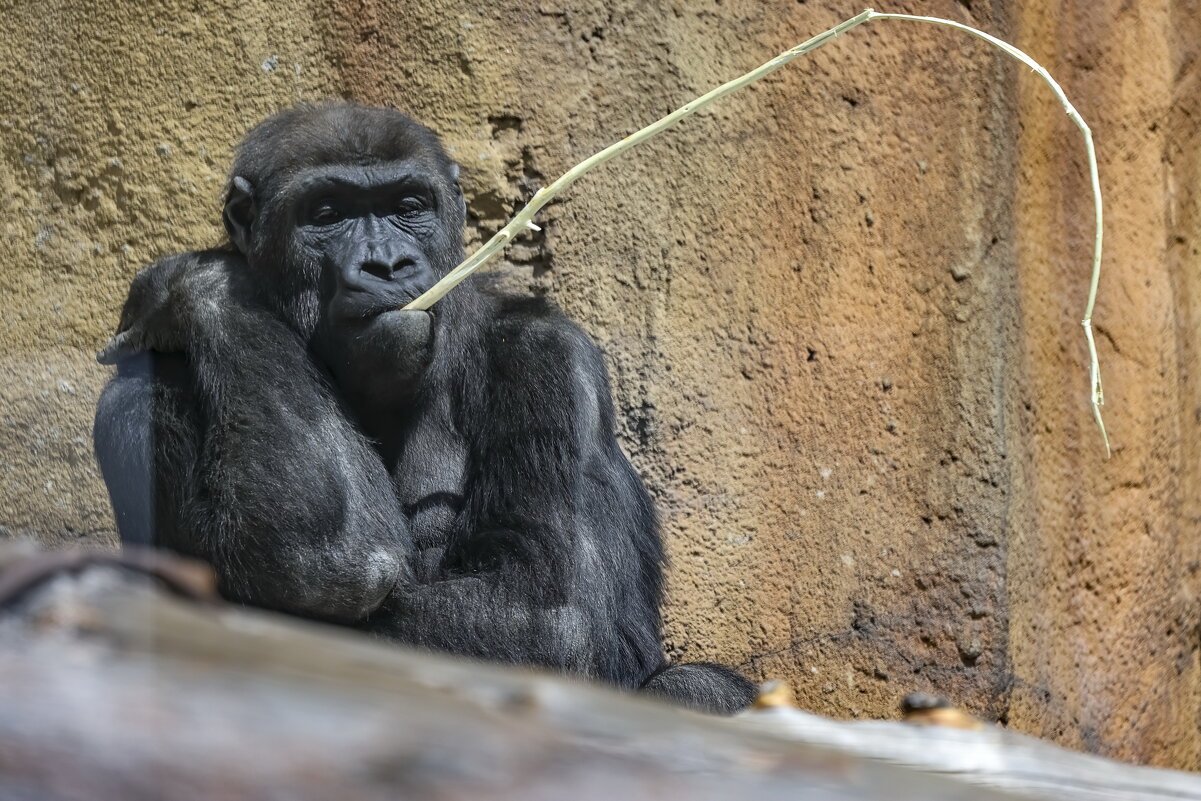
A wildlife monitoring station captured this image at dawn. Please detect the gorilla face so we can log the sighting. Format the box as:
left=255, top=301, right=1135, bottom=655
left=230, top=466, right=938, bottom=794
left=297, top=164, right=444, bottom=317
left=295, top=163, right=454, bottom=402
left=220, top=105, right=467, bottom=406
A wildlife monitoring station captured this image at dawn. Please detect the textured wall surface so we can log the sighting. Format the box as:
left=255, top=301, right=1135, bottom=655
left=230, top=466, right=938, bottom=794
left=1, top=0, right=1197, bottom=769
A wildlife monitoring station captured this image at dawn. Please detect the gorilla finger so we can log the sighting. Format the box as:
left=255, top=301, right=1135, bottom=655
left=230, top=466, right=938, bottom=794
left=96, top=330, right=143, bottom=365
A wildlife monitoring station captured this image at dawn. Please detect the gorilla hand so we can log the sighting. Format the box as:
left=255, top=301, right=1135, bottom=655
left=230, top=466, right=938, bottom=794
left=97, top=251, right=236, bottom=365
left=317, top=308, right=435, bottom=404
left=357, top=309, right=434, bottom=380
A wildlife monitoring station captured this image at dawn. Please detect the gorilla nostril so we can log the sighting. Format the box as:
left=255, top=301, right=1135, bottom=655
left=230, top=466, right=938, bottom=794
left=360, top=260, right=393, bottom=282
left=357, top=258, right=417, bottom=283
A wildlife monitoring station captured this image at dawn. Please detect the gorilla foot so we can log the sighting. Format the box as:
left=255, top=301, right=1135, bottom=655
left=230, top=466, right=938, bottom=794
left=640, top=662, right=757, bottom=715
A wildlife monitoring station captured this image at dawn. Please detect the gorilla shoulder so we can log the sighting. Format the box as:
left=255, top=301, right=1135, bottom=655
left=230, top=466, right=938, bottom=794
left=483, top=295, right=608, bottom=386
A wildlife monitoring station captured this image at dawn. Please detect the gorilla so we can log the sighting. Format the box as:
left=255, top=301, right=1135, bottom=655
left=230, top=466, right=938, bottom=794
left=93, top=102, right=755, bottom=714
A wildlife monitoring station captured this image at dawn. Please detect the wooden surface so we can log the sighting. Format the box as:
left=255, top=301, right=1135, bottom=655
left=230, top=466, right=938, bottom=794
left=0, top=555, right=1198, bottom=800
left=754, top=708, right=1201, bottom=800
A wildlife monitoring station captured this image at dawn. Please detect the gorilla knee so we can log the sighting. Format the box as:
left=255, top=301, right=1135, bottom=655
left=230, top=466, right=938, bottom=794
left=640, top=662, right=757, bottom=715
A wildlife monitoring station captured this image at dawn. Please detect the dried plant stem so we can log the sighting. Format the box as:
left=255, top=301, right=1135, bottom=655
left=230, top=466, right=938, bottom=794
left=403, top=8, right=876, bottom=311
left=868, top=12, right=1108, bottom=454
left=403, top=8, right=1110, bottom=456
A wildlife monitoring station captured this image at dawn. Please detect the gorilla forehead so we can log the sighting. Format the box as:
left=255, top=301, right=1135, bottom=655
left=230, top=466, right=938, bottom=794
left=230, top=102, right=454, bottom=195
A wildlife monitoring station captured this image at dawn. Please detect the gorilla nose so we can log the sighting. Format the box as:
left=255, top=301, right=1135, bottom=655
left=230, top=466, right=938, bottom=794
left=346, top=256, right=417, bottom=287
left=360, top=258, right=404, bottom=282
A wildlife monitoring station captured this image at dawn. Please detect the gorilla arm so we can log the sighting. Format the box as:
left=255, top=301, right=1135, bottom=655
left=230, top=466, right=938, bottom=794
left=93, top=251, right=409, bottom=622
left=368, top=312, right=666, bottom=687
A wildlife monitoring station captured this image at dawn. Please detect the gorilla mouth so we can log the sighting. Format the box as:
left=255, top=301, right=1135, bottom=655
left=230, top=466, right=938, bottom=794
left=335, top=285, right=430, bottom=321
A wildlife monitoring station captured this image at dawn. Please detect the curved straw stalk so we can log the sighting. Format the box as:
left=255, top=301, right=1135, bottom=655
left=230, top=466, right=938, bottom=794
left=403, top=8, right=1109, bottom=456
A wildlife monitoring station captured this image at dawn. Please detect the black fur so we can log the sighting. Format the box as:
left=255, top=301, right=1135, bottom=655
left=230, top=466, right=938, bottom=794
left=93, top=101, right=755, bottom=713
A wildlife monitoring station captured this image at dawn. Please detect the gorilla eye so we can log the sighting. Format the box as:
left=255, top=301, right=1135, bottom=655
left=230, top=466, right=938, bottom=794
left=393, top=196, right=429, bottom=218
left=308, top=202, right=344, bottom=226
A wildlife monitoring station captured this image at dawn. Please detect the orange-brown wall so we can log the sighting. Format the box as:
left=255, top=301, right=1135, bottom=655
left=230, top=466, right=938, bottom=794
left=1, top=0, right=1197, bottom=768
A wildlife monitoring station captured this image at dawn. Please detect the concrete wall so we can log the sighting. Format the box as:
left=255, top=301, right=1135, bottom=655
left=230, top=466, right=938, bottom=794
left=1, top=0, right=1197, bottom=768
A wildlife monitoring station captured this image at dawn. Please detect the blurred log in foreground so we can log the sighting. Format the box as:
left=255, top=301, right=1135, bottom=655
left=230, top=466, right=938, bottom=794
left=0, top=547, right=1198, bottom=801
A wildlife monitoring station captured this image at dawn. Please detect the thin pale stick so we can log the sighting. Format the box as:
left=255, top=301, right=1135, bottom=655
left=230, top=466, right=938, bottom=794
left=403, top=8, right=1109, bottom=456
left=867, top=11, right=1108, bottom=455
left=401, top=8, right=875, bottom=310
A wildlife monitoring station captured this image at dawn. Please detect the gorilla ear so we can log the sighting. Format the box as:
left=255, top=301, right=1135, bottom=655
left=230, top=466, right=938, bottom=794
left=223, top=176, right=257, bottom=254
